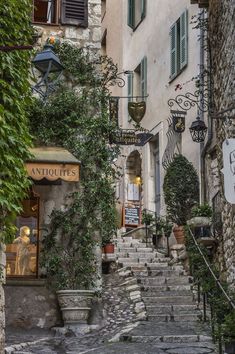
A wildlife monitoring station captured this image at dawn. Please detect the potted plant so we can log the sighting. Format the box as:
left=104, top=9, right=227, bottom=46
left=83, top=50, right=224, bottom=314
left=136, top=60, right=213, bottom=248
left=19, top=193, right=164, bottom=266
left=41, top=203, right=96, bottom=327
left=187, top=203, right=213, bottom=238
left=163, top=155, right=199, bottom=244
left=222, top=310, right=235, bottom=354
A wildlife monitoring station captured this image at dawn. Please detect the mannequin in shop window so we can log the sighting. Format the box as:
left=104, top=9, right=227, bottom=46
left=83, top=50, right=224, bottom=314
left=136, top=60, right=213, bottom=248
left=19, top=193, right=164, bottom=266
left=13, top=226, right=30, bottom=275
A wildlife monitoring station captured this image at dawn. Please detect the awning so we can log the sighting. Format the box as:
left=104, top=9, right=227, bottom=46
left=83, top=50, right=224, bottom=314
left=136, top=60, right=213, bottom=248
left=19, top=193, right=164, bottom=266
left=25, top=147, right=80, bottom=182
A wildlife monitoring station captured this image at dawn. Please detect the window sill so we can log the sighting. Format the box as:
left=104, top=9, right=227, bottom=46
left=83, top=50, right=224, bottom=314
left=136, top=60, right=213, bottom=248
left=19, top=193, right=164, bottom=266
left=168, top=65, right=187, bottom=84
left=32, top=21, right=60, bottom=27
left=5, top=278, right=46, bottom=287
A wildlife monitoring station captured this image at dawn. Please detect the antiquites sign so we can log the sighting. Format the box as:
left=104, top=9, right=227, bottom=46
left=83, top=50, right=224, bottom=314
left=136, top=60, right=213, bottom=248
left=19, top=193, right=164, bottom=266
left=221, top=139, right=235, bottom=204
left=26, top=163, right=80, bottom=182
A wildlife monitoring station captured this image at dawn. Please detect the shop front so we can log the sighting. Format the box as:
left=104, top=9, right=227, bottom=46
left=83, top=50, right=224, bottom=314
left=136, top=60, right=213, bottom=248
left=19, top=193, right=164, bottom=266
left=5, top=147, right=80, bottom=329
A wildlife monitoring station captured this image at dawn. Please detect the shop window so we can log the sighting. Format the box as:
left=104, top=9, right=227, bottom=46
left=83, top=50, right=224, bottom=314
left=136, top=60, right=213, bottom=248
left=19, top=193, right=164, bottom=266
left=6, top=191, right=40, bottom=278
left=32, top=0, right=88, bottom=27
left=170, top=9, right=188, bottom=80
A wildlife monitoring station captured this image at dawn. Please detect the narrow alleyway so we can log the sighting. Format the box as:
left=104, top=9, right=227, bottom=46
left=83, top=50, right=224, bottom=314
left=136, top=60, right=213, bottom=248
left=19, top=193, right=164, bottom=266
left=5, top=236, right=218, bottom=354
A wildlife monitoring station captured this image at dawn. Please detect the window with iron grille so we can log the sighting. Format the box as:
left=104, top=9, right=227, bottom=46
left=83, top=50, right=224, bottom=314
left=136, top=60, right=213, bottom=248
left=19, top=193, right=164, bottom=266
left=32, top=0, right=88, bottom=27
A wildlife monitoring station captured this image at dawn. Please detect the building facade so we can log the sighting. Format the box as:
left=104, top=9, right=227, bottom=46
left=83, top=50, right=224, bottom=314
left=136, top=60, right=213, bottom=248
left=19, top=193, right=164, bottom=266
left=4, top=0, right=102, bottom=330
left=102, top=0, right=202, bottom=228
left=192, top=0, right=235, bottom=287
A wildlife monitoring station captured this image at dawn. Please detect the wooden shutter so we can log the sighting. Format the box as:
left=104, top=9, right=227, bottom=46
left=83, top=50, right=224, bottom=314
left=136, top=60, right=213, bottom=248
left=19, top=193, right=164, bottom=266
left=180, top=9, right=188, bottom=70
left=141, top=0, right=146, bottom=20
left=61, top=0, right=88, bottom=27
left=128, top=0, right=134, bottom=28
left=127, top=73, right=133, bottom=121
left=141, top=56, right=147, bottom=100
left=170, top=22, right=177, bottom=79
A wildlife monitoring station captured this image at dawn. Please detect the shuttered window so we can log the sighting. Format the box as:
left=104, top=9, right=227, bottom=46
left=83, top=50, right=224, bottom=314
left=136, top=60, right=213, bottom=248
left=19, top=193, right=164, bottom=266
left=61, top=0, right=88, bottom=26
left=127, top=73, right=133, bottom=121
left=140, top=56, right=147, bottom=100
left=170, top=9, right=188, bottom=80
left=128, top=0, right=146, bottom=29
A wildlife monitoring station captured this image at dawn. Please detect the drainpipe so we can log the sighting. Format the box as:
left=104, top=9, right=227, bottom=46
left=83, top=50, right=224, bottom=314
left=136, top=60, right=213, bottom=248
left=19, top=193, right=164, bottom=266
left=200, top=9, right=213, bottom=203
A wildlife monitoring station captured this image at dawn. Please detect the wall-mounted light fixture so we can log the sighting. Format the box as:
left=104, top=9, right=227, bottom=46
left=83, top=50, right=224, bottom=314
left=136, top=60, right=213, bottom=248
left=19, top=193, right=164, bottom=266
left=32, top=43, right=64, bottom=99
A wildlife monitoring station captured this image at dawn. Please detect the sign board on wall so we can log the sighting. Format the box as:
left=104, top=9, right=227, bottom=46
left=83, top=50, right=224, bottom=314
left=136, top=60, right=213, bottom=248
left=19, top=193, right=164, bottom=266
left=221, top=139, right=235, bottom=204
left=124, top=206, right=140, bottom=226
left=26, top=163, right=80, bottom=182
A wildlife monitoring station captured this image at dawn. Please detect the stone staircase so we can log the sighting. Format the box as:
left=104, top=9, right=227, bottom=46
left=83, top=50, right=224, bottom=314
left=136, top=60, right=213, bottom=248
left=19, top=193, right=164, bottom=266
left=113, top=236, right=218, bottom=353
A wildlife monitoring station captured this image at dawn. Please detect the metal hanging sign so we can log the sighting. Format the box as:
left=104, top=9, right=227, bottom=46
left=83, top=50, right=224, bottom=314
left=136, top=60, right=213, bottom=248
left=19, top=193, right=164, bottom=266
left=221, top=138, right=235, bottom=204
left=109, top=97, right=119, bottom=127
left=110, top=130, right=138, bottom=145
left=128, top=101, right=146, bottom=124
left=171, top=110, right=186, bottom=133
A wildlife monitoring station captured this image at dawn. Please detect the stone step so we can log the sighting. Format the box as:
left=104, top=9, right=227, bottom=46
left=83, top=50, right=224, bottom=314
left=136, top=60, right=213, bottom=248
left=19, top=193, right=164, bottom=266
left=146, top=304, right=200, bottom=315
left=118, top=257, right=154, bottom=264
left=147, top=269, right=187, bottom=277
left=136, top=247, right=154, bottom=252
left=140, top=284, right=192, bottom=291
left=141, top=288, right=192, bottom=296
left=116, top=248, right=138, bottom=253
left=138, top=276, right=192, bottom=286
left=128, top=252, right=156, bottom=259
left=120, top=321, right=212, bottom=343
left=142, top=295, right=194, bottom=305
left=147, top=313, right=201, bottom=322
left=120, top=334, right=212, bottom=343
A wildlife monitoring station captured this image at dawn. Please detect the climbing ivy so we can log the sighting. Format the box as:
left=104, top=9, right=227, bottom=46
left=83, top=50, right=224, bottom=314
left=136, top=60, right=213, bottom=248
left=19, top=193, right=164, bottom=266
left=186, top=229, right=235, bottom=344
left=0, top=0, right=33, bottom=242
left=29, top=43, right=120, bottom=289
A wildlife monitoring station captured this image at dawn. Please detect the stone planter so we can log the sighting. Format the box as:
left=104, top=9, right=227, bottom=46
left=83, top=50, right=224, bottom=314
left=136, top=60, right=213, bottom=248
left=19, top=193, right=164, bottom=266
left=57, top=289, right=94, bottom=325
left=187, top=217, right=211, bottom=239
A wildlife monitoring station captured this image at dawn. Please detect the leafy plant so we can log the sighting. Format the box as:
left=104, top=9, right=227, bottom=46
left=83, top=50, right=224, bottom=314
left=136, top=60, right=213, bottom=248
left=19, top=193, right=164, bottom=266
left=191, top=203, right=213, bottom=218
left=142, top=210, right=155, bottom=226
left=163, top=155, right=199, bottom=225
left=29, top=44, right=121, bottom=290
left=0, top=0, right=33, bottom=243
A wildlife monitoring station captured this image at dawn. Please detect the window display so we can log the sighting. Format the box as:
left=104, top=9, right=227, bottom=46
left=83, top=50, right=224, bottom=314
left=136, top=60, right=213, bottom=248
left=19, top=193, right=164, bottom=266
left=6, top=192, right=39, bottom=278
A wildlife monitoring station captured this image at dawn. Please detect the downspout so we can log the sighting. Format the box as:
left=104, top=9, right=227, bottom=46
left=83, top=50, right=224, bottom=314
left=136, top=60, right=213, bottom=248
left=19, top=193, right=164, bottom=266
left=200, top=9, right=213, bottom=203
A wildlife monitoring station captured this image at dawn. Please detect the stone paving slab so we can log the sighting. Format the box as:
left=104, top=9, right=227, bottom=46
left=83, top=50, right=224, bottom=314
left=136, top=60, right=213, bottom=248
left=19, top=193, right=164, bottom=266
left=10, top=339, right=218, bottom=354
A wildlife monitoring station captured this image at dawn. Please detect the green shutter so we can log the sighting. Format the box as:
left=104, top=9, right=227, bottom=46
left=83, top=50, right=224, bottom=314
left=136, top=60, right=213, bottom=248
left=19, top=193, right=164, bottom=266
left=180, top=9, right=188, bottom=70
left=128, top=0, right=134, bottom=28
left=141, top=0, right=146, bottom=19
left=141, top=56, right=147, bottom=100
left=127, top=73, right=133, bottom=121
left=170, top=23, right=177, bottom=79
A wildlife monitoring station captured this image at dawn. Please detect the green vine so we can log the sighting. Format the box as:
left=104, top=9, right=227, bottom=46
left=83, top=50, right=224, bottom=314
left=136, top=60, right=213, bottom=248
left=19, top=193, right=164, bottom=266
left=29, top=43, right=120, bottom=290
left=0, top=0, right=33, bottom=243
left=186, top=228, right=235, bottom=343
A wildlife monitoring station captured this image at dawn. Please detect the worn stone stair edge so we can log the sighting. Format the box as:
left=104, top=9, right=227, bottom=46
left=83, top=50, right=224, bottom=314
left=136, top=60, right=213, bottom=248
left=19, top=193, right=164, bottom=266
left=5, top=337, right=52, bottom=353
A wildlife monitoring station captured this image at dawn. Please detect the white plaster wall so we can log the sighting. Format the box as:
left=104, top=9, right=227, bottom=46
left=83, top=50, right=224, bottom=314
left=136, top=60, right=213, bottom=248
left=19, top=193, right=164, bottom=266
left=104, top=0, right=202, bottom=215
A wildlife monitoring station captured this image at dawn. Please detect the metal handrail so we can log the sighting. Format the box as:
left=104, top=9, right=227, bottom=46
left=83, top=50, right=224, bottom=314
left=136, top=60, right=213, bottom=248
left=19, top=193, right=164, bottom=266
left=188, top=226, right=235, bottom=310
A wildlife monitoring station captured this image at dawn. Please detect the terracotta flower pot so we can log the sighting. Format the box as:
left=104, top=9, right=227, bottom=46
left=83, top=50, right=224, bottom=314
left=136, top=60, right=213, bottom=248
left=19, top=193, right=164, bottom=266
left=104, top=243, right=115, bottom=253
left=173, top=226, right=185, bottom=244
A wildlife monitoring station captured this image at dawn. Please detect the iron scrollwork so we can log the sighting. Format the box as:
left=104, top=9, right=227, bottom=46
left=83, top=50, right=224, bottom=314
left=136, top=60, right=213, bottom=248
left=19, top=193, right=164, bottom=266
left=168, top=90, right=209, bottom=113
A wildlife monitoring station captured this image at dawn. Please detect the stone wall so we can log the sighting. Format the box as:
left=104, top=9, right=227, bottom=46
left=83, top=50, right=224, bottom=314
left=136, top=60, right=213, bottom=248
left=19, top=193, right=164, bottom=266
left=34, top=0, right=101, bottom=49
left=4, top=282, right=62, bottom=329
left=207, top=0, right=235, bottom=287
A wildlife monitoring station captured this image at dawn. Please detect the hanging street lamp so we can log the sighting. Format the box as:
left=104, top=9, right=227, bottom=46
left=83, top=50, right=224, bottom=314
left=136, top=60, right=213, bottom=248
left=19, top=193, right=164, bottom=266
left=189, top=116, right=208, bottom=143
left=32, top=42, right=64, bottom=99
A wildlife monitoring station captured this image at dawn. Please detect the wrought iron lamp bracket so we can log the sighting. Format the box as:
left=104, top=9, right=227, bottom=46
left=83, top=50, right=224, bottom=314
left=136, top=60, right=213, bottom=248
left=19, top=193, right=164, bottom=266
left=168, top=89, right=209, bottom=113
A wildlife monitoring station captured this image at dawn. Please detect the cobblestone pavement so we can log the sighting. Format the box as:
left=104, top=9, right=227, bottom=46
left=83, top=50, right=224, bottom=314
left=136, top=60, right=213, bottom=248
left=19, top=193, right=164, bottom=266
left=5, top=322, right=218, bottom=354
